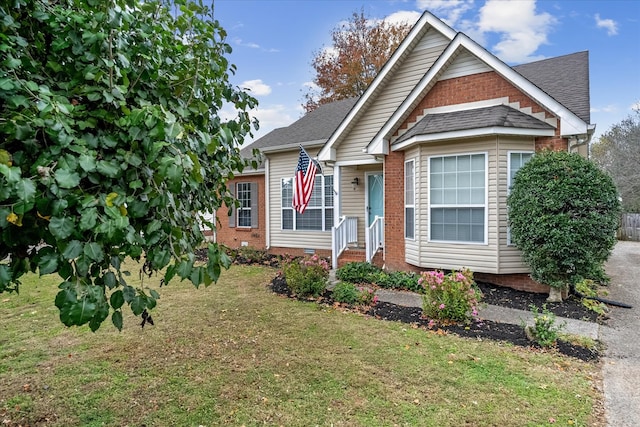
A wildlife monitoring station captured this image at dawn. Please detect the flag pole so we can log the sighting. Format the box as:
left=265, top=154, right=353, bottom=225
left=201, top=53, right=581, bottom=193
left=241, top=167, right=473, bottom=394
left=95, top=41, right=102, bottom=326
left=299, top=144, right=323, bottom=175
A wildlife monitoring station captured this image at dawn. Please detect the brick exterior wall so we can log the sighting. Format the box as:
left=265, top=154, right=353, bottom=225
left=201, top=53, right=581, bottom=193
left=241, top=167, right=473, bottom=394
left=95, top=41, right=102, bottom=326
left=268, top=246, right=332, bottom=260
left=214, top=175, right=266, bottom=250
left=381, top=71, right=570, bottom=293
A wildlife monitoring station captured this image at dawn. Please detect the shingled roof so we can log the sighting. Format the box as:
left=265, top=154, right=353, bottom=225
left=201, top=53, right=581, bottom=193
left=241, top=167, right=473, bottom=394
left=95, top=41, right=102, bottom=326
left=243, top=50, right=589, bottom=158
left=395, top=104, right=554, bottom=144
left=513, top=51, right=590, bottom=124
left=243, top=97, right=358, bottom=154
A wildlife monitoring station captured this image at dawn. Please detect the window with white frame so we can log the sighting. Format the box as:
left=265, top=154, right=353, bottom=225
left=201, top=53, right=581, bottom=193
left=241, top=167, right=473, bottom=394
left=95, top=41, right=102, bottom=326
left=236, top=182, right=252, bottom=227
left=507, top=151, right=534, bottom=244
left=281, top=175, right=334, bottom=231
left=228, top=182, right=257, bottom=228
left=429, top=153, right=486, bottom=243
left=405, top=159, right=415, bottom=239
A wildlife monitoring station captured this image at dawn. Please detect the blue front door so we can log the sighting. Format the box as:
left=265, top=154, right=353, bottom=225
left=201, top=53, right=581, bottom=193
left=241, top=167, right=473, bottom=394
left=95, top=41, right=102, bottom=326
left=367, top=173, right=383, bottom=226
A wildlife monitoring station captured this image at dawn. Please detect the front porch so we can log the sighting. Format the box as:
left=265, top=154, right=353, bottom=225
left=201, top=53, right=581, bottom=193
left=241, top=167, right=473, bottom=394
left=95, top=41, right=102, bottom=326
left=331, top=215, right=384, bottom=269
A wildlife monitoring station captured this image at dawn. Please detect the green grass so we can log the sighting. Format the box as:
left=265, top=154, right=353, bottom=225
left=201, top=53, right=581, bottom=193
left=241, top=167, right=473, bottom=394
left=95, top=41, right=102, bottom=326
left=0, top=263, right=603, bottom=426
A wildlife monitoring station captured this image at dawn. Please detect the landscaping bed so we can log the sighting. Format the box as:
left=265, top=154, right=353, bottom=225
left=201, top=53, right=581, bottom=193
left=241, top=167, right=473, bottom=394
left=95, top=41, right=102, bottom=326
left=269, top=273, right=603, bottom=362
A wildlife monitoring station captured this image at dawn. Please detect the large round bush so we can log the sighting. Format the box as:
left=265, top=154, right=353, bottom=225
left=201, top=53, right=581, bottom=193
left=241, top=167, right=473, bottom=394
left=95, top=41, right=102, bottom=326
left=507, top=150, right=620, bottom=292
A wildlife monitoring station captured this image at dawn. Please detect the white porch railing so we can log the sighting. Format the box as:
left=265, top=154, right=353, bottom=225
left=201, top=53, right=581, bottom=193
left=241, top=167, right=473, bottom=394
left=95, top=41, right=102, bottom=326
left=331, top=216, right=358, bottom=269
left=365, top=216, right=384, bottom=263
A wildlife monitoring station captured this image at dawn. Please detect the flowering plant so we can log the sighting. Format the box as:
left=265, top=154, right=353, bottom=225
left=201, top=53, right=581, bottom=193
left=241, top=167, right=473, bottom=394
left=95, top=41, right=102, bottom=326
left=282, top=254, right=330, bottom=298
left=419, top=268, right=482, bottom=323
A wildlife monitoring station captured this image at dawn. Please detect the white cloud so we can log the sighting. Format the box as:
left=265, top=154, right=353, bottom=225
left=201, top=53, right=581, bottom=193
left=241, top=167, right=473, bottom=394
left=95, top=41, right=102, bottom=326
left=242, top=104, right=297, bottom=145
left=240, top=79, right=272, bottom=96
left=630, top=101, right=640, bottom=112
left=590, top=105, right=618, bottom=113
left=595, top=14, right=619, bottom=36
left=416, top=0, right=474, bottom=27
left=474, top=0, right=556, bottom=63
left=384, top=10, right=421, bottom=26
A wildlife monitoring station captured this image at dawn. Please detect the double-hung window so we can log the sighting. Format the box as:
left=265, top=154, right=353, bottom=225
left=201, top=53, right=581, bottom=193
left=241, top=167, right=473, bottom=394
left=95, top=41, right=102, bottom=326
left=405, top=160, right=415, bottom=239
left=281, top=175, right=334, bottom=231
left=507, top=151, right=534, bottom=244
left=228, top=182, right=258, bottom=228
left=429, top=153, right=486, bottom=243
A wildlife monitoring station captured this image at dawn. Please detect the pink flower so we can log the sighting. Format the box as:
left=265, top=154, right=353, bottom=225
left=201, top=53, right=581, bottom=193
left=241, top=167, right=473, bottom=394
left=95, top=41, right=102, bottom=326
left=439, top=303, right=446, bottom=310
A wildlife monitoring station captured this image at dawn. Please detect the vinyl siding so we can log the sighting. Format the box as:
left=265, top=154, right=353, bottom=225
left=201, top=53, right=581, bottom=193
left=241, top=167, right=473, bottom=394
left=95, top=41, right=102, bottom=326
left=497, top=136, right=536, bottom=273
left=439, top=50, right=492, bottom=81
left=335, top=29, right=451, bottom=162
left=402, top=136, right=536, bottom=274
left=340, top=167, right=366, bottom=244
left=404, top=146, right=421, bottom=265
left=413, top=137, right=499, bottom=273
left=267, top=150, right=333, bottom=250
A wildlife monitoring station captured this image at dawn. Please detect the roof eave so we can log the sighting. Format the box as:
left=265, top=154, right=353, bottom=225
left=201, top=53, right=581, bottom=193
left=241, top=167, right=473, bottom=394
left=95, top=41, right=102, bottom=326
left=392, top=127, right=556, bottom=151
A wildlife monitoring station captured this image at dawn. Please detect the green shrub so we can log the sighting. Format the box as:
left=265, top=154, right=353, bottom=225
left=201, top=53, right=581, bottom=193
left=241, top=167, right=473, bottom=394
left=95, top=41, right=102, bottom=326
left=376, top=271, right=421, bottom=293
left=283, top=254, right=330, bottom=298
left=332, top=282, right=378, bottom=306
left=236, top=246, right=266, bottom=264
left=419, top=269, right=482, bottom=323
left=332, top=282, right=359, bottom=304
left=507, top=150, right=621, bottom=290
left=336, top=262, right=381, bottom=284
left=527, top=304, right=565, bottom=347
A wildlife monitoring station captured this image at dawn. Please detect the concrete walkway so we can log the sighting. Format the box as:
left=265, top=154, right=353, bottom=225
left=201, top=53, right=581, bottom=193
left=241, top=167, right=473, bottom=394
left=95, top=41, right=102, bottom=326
left=601, top=241, right=640, bottom=427
left=374, top=287, right=605, bottom=341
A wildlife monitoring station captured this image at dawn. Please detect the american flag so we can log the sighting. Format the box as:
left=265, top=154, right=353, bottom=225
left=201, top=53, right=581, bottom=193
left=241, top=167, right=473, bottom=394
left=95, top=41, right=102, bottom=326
left=292, top=146, right=319, bottom=214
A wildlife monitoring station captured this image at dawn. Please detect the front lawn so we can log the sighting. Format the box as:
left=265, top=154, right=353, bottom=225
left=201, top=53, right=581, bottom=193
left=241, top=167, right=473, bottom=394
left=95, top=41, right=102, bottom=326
left=0, top=263, right=603, bottom=426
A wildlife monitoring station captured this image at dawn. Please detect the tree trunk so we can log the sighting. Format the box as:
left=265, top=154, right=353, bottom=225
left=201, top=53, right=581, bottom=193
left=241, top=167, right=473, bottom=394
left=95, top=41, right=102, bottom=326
left=547, top=286, right=564, bottom=303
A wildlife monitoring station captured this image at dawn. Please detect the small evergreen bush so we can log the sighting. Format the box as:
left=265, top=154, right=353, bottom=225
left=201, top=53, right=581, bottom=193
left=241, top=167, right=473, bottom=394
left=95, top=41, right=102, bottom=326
left=507, top=150, right=620, bottom=290
left=526, top=304, right=565, bottom=347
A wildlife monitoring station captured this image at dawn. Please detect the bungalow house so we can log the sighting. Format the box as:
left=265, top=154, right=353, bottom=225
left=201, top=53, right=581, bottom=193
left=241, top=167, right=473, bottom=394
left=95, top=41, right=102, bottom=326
left=215, top=11, right=594, bottom=293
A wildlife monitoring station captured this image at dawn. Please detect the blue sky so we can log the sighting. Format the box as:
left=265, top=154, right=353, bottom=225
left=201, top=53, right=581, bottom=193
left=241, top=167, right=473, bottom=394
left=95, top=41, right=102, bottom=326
left=213, top=0, right=640, bottom=145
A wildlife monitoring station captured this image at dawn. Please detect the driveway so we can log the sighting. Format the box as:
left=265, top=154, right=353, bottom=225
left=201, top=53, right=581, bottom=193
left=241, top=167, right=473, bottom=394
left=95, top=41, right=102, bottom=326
left=602, top=240, right=640, bottom=427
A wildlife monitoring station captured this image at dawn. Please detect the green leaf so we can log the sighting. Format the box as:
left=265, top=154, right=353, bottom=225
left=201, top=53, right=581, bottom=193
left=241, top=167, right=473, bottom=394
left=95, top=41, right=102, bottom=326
left=79, top=207, right=98, bottom=230
left=49, top=217, right=75, bottom=239
left=54, top=169, right=81, bottom=188
left=110, top=290, right=124, bottom=310
left=96, top=160, right=120, bottom=177
left=83, top=242, right=104, bottom=262
left=149, top=289, right=160, bottom=300
left=130, top=295, right=146, bottom=316
left=79, top=154, right=97, bottom=172
left=122, top=285, right=135, bottom=302
left=112, top=310, right=123, bottom=331
left=62, top=240, right=83, bottom=259
left=104, top=271, right=117, bottom=289
left=0, top=78, right=15, bottom=90
left=37, top=252, right=59, bottom=275
left=68, top=298, right=96, bottom=326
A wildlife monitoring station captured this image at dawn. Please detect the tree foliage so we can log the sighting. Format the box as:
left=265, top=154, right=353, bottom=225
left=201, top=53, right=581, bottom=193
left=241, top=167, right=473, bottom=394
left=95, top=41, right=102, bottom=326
left=302, top=10, right=412, bottom=113
left=591, top=109, right=640, bottom=211
left=507, top=150, right=620, bottom=289
left=0, top=0, right=258, bottom=330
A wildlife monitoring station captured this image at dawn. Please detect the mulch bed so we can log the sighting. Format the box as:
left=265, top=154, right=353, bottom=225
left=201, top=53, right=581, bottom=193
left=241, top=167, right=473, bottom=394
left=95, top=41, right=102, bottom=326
left=269, top=273, right=602, bottom=362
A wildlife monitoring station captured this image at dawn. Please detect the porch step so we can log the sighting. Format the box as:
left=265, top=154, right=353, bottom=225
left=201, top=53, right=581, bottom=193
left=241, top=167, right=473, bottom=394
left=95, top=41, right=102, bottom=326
left=337, top=248, right=366, bottom=268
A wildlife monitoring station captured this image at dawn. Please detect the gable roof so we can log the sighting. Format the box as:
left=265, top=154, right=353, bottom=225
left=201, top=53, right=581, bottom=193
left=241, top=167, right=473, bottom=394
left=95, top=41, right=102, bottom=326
left=393, top=104, right=554, bottom=149
left=513, top=51, right=590, bottom=123
left=365, top=32, right=591, bottom=155
left=317, top=11, right=457, bottom=161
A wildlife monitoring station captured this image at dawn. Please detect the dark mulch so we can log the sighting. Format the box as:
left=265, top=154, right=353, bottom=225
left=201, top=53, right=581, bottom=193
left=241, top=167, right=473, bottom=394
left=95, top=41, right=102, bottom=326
left=269, top=274, right=602, bottom=362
